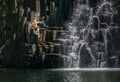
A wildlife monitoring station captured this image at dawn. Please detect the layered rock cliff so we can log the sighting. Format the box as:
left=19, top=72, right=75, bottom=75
left=0, top=0, right=120, bottom=68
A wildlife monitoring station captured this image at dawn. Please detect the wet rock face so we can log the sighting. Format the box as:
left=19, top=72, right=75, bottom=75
left=44, top=54, right=64, bottom=68
left=112, top=14, right=120, bottom=25
left=89, top=0, right=100, bottom=7
left=10, top=43, right=37, bottom=68
left=16, top=43, right=36, bottom=55
left=80, top=45, right=93, bottom=67
left=2, top=42, right=16, bottom=68
left=1, top=0, right=120, bottom=69
left=61, top=0, right=120, bottom=68
left=47, top=0, right=74, bottom=26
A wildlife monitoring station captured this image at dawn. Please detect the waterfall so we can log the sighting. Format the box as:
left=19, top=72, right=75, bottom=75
left=63, top=0, right=118, bottom=68
left=62, top=0, right=91, bottom=68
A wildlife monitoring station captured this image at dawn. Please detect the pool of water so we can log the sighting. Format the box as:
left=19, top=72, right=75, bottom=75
left=0, top=68, right=120, bottom=82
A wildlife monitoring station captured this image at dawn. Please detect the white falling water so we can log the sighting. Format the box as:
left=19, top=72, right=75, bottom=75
left=62, top=0, right=117, bottom=68
left=65, top=0, right=91, bottom=68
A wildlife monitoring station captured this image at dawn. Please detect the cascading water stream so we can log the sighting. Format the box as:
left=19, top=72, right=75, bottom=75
left=62, top=0, right=118, bottom=68
left=63, top=0, right=91, bottom=68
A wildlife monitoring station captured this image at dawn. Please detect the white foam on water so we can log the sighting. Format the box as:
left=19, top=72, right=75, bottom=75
left=51, top=68, right=120, bottom=71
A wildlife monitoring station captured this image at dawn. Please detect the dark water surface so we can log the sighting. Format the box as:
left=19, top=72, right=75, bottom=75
left=0, top=69, right=120, bottom=82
